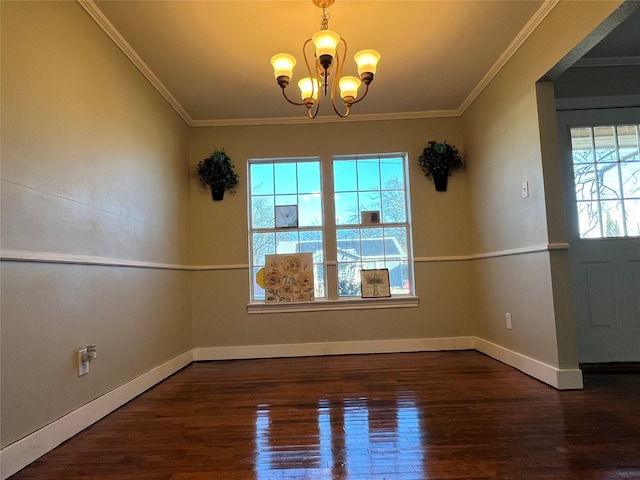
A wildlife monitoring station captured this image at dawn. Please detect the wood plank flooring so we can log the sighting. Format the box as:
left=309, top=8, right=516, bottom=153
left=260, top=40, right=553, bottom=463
left=9, top=351, right=640, bottom=479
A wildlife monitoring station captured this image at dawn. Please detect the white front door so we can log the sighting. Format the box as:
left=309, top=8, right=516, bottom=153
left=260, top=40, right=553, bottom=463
left=557, top=108, right=640, bottom=363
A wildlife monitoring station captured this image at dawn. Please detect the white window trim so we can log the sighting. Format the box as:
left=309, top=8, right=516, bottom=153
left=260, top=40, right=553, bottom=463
left=247, top=295, right=419, bottom=314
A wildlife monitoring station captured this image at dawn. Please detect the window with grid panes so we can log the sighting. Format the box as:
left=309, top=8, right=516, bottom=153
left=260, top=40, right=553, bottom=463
left=333, top=154, right=412, bottom=297
left=569, top=124, right=640, bottom=238
left=249, top=158, right=325, bottom=301
left=248, top=154, right=413, bottom=302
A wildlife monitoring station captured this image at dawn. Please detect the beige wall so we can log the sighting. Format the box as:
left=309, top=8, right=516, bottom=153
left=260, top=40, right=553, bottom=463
left=462, top=0, right=623, bottom=367
left=1, top=1, right=192, bottom=447
left=189, top=119, right=474, bottom=347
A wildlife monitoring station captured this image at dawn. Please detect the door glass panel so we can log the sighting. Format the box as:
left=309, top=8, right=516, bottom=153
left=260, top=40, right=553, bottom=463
left=570, top=124, right=640, bottom=238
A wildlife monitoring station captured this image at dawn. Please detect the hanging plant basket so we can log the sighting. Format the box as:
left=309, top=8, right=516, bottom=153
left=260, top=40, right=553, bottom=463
left=211, top=188, right=225, bottom=201
left=418, top=141, right=463, bottom=192
left=196, top=149, right=239, bottom=202
left=433, top=171, right=449, bottom=192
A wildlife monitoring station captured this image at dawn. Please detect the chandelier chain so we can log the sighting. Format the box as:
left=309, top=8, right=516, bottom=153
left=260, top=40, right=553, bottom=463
left=319, top=8, right=330, bottom=30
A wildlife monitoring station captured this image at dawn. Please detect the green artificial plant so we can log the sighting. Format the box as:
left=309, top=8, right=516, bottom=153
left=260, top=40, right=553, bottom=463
left=196, top=149, right=240, bottom=201
left=418, top=141, right=463, bottom=179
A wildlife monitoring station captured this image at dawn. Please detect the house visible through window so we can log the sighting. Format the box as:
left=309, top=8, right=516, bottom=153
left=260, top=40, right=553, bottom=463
left=248, top=154, right=413, bottom=302
left=569, top=124, right=640, bottom=238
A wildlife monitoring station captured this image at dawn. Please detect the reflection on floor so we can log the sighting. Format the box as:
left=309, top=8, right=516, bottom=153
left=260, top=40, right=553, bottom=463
left=256, top=395, right=424, bottom=478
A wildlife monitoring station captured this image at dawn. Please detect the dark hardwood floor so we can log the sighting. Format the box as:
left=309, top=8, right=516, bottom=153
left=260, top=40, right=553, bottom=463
left=9, top=351, right=640, bottom=479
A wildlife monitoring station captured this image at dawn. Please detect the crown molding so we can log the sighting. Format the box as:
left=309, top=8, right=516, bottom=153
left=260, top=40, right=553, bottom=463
left=189, top=109, right=462, bottom=127
left=77, top=0, right=194, bottom=126
left=572, top=56, right=640, bottom=68
left=555, top=94, right=640, bottom=111
left=459, top=0, right=560, bottom=114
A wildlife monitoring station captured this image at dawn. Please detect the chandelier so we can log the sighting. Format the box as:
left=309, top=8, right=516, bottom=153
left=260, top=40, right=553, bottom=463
left=270, top=0, right=380, bottom=119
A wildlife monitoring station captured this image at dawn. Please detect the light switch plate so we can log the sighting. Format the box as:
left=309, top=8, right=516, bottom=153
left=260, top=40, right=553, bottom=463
left=78, top=349, right=89, bottom=376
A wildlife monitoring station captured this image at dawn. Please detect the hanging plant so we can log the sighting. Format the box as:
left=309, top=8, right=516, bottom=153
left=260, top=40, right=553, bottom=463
left=418, top=141, right=463, bottom=191
left=196, top=149, right=240, bottom=201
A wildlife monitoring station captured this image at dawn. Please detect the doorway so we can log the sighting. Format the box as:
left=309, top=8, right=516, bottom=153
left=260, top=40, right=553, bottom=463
left=556, top=108, right=640, bottom=363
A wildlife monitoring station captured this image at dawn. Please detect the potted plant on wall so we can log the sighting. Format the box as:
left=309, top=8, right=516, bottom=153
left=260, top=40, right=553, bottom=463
left=418, top=140, right=463, bottom=191
left=196, top=149, right=240, bottom=201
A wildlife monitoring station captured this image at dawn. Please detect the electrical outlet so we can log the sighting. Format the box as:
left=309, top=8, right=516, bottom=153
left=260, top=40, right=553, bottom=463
left=506, top=313, right=513, bottom=330
left=521, top=181, right=529, bottom=198
left=78, top=348, right=89, bottom=376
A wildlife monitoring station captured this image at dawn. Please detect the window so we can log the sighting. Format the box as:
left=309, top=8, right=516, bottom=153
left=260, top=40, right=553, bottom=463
left=249, top=158, right=325, bottom=301
left=248, top=154, right=414, bottom=303
left=333, top=155, right=412, bottom=296
left=569, top=125, right=640, bottom=238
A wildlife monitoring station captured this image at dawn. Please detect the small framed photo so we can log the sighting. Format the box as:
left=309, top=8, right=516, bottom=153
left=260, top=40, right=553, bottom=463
left=361, top=210, right=381, bottom=225
left=360, top=268, right=391, bottom=298
left=275, top=205, right=298, bottom=228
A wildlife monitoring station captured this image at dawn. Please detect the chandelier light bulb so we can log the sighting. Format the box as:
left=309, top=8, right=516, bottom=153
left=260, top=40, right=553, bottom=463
left=312, top=30, right=340, bottom=60
left=298, top=77, right=320, bottom=101
left=354, top=49, right=381, bottom=76
left=339, top=76, right=361, bottom=101
left=271, top=53, right=296, bottom=79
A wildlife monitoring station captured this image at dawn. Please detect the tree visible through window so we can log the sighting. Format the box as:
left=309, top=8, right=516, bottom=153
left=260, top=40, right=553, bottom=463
left=569, top=125, right=640, bottom=238
left=248, top=154, right=414, bottom=302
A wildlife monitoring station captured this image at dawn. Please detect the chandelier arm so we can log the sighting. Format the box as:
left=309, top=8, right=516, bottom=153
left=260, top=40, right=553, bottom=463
left=302, top=39, right=315, bottom=75
left=301, top=38, right=322, bottom=119
left=347, top=82, right=370, bottom=106
left=330, top=83, right=351, bottom=118
left=331, top=101, right=351, bottom=117
left=302, top=39, right=318, bottom=100
left=330, top=39, right=350, bottom=117
left=280, top=87, right=307, bottom=107
left=337, top=37, right=347, bottom=77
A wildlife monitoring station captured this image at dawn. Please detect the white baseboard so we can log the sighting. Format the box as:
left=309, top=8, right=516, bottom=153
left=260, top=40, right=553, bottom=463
left=1, top=337, right=583, bottom=479
left=0, top=350, right=193, bottom=480
left=193, top=336, right=476, bottom=361
left=474, top=337, right=584, bottom=390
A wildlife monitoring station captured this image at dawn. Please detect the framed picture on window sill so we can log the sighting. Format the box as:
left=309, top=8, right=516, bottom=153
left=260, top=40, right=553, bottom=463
left=360, top=269, right=391, bottom=298
left=275, top=205, right=298, bottom=228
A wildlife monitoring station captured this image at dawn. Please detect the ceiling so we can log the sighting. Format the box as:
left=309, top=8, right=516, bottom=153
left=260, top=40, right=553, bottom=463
left=582, top=4, right=640, bottom=59
left=82, top=0, right=635, bottom=126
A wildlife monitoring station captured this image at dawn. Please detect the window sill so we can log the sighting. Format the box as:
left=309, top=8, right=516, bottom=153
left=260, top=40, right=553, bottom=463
left=247, top=296, right=419, bottom=314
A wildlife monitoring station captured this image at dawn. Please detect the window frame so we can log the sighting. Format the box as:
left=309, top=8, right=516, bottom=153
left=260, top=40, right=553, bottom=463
left=332, top=153, right=414, bottom=299
left=248, top=156, right=327, bottom=302
left=247, top=153, right=418, bottom=312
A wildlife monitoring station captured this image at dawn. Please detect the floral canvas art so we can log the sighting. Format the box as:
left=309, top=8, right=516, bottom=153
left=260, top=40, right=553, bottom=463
left=263, top=253, right=315, bottom=303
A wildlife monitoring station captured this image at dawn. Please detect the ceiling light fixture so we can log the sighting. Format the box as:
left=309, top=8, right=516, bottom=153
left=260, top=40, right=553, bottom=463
left=270, top=0, right=380, bottom=119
